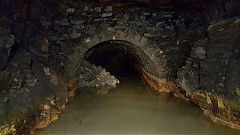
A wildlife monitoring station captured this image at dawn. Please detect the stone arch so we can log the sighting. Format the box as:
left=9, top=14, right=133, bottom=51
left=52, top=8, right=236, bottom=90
left=65, top=39, right=179, bottom=96
left=81, top=28, right=149, bottom=52
left=65, top=28, right=169, bottom=89
left=77, top=28, right=153, bottom=61
left=83, top=40, right=158, bottom=79
left=66, top=27, right=167, bottom=79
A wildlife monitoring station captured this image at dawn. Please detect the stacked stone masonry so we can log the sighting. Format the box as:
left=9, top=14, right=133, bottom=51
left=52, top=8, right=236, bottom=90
left=0, top=0, right=240, bottom=134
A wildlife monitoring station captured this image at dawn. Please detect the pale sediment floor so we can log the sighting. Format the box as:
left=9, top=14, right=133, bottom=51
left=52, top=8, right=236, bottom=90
left=36, top=80, right=240, bottom=135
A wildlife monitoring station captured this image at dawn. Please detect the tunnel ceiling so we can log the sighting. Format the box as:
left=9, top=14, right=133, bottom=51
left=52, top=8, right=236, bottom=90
left=0, top=0, right=231, bottom=17
left=81, top=0, right=216, bottom=11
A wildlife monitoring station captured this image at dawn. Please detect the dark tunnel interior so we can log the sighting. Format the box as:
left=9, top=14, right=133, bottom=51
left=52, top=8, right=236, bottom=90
left=85, top=44, right=142, bottom=81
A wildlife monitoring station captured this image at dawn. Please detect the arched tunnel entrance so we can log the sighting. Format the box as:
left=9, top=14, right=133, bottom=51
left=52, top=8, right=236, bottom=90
left=84, top=40, right=155, bottom=82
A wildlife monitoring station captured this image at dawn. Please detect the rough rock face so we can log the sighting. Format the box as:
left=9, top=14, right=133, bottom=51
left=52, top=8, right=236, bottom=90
left=0, top=0, right=240, bottom=134
left=177, top=17, right=240, bottom=128
left=0, top=28, right=15, bottom=70
left=77, top=60, right=119, bottom=92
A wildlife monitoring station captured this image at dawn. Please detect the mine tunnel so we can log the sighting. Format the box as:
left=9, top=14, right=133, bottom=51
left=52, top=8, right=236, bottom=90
left=84, top=40, right=150, bottom=81
left=1, top=0, right=240, bottom=134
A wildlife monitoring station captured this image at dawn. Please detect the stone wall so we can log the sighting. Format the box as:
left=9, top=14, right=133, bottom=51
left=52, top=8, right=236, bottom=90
left=0, top=0, right=240, bottom=134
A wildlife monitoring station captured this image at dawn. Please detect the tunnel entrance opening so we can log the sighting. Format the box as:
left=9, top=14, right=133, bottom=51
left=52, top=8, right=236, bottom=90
left=86, top=50, right=140, bottom=80
left=84, top=40, right=150, bottom=82
left=84, top=40, right=154, bottom=82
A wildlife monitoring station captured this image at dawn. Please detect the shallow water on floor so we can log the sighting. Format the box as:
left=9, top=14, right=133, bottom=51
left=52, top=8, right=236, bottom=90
left=36, top=80, right=240, bottom=135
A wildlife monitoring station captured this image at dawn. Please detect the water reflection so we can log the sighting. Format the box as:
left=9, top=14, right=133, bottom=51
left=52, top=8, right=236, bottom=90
left=36, top=80, right=239, bottom=135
